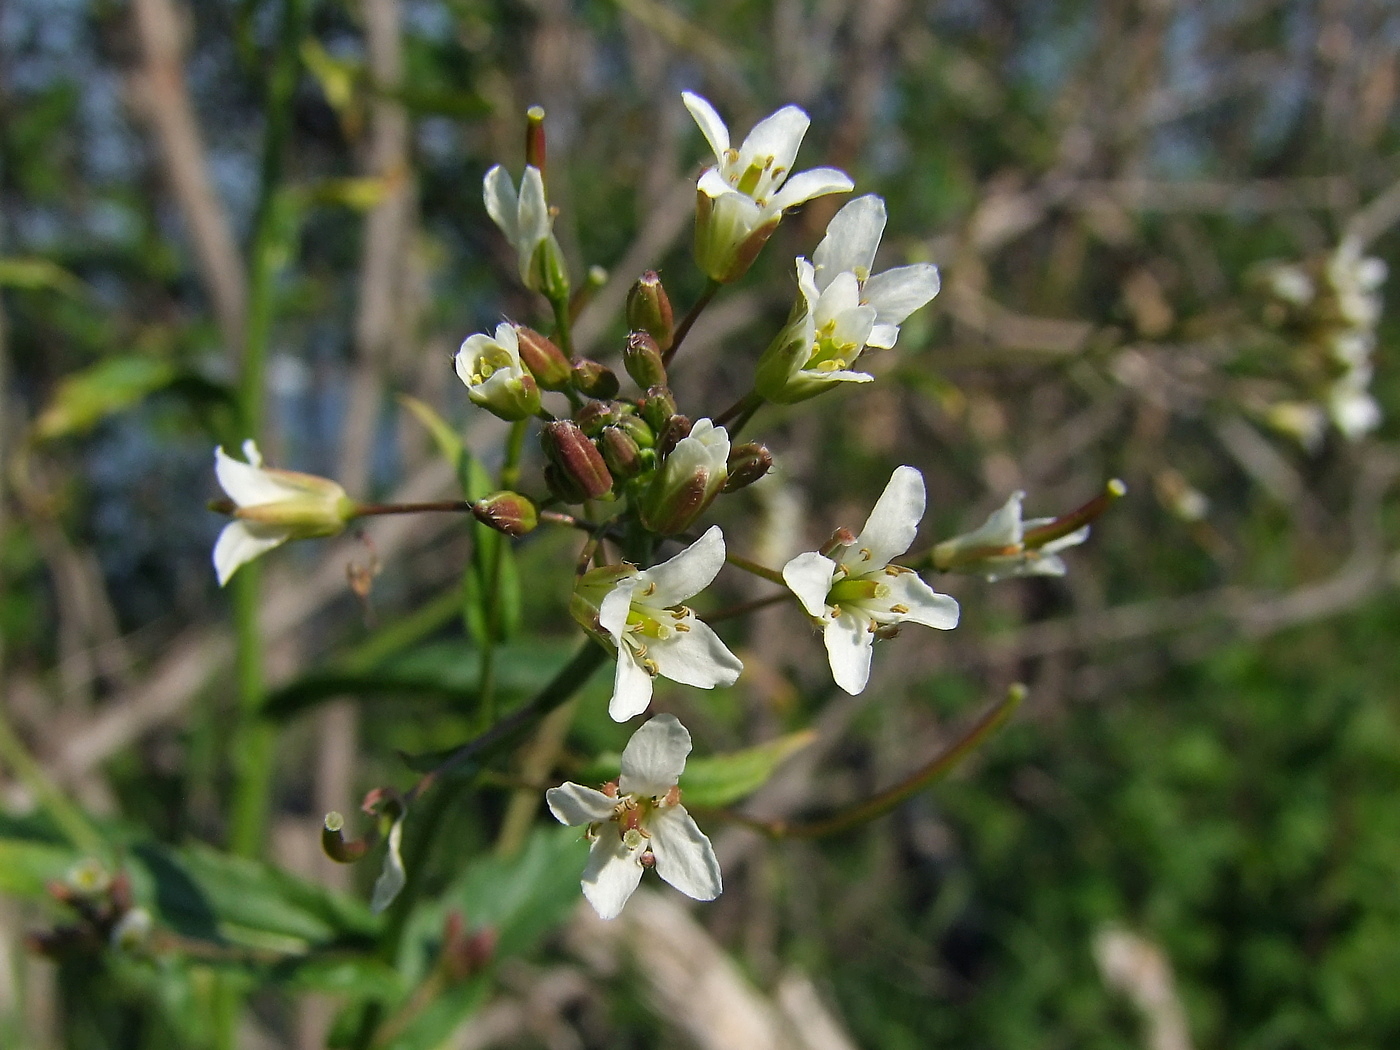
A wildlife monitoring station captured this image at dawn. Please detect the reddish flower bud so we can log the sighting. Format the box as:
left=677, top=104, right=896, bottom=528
left=656, top=414, right=693, bottom=459
left=623, top=331, right=668, bottom=390
left=541, top=421, right=613, bottom=501
left=640, top=386, right=679, bottom=433
left=626, top=271, right=675, bottom=352
left=723, top=443, right=773, bottom=492
left=513, top=325, right=573, bottom=389
left=471, top=491, right=539, bottom=536
left=571, top=359, right=620, bottom=399
left=599, top=424, right=650, bottom=479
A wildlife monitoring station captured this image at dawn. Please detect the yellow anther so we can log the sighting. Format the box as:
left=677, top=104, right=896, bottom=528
left=675, top=623, right=691, bottom=633
left=890, top=603, right=909, bottom=614
left=859, top=548, right=872, bottom=561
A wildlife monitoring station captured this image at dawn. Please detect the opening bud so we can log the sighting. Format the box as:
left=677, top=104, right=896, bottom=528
left=541, top=420, right=613, bottom=502
left=723, top=443, right=773, bottom=492
left=656, top=414, right=694, bottom=459
left=572, top=359, right=620, bottom=400
left=640, top=386, right=679, bottom=433
left=638, top=417, right=730, bottom=535
left=575, top=398, right=624, bottom=437
left=623, top=331, right=668, bottom=390
left=513, top=325, right=573, bottom=388
left=471, top=491, right=539, bottom=536
left=626, top=271, right=675, bottom=352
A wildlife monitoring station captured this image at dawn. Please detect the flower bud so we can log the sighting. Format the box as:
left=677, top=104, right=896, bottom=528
left=471, top=491, right=539, bottom=536
left=640, top=386, right=678, bottom=433
left=541, top=420, right=613, bottom=501
left=622, top=331, right=668, bottom=390
left=626, top=271, right=674, bottom=352
left=613, top=413, right=655, bottom=450
left=456, top=324, right=541, bottom=421
left=656, top=414, right=693, bottom=459
left=230, top=471, right=356, bottom=533
left=723, top=443, right=773, bottom=492
left=572, top=359, right=620, bottom=399
left=575, top=398, right=623, bottom=437
left=599, top=424, right=651, bottom=480
left=638, top=418, right=730, bottom=535
left=513, top=325, right=573, bottom=389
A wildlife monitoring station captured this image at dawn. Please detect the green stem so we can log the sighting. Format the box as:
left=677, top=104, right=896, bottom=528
left=0, top=710, right=105, bottom=858
left=664, top=278, right=720, bottom=365
left=725, top=551, right=787, bottom=586
left=550, top=294, right=574, bottom=359
left=478, top=420, right=530, bottom=724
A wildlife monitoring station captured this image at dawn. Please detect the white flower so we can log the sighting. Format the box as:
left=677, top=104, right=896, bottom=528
left=213, top=440, right=352, bottom=587
left=782, top=466, right=959, bottom=695
left=483, top=164, right=567, bottom=297
left=682, top=91, right=853, bottom=283
left=547, top=713, right=721, bottom=920
left=455, top=322, right=541, bottom=421
left=638, top=417, right=731, bottom=535
left=931, top=491, right=1093, bottom=582
left=573, top=525, right=743, bottom=721
left=812, top=195, right=941, bottom=350
left=1327, top=366, right=1382, bottom=440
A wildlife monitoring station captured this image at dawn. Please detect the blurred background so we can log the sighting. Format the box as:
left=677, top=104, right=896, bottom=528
left=3, top=0, right=1400, bottom=1047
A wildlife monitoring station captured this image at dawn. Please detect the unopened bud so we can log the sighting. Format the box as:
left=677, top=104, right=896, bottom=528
left=572, top=359, right=620, bottom=399
left=640, top=386, right=679, bottom=433
left=541, top=420, right=613, bottom=501
left=599, top=424, right=650, bottom=479
left=626, top=271, right=674, bottom=352
left=657, top=414, right=693, bottom=459
left=575, top=398, right=623, bottom=437
left=723, top=443, right=772, bottom=492
left=513, top=325, right=573, bottom=388
left=471, top=491, right=538, bottom=536
left=638, top=418, right=730, bottom=535
left=623, top=331, right=668, bottom=390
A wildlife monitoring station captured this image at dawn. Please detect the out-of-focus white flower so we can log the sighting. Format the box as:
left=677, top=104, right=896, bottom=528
left=110, top=907, right=153, bottom=952
left=547, top=713, right=721, bottom=920
left=483, top=164, right=568, bottom=298
left=812, top=195, right=941, bottom=350
left=455, top=322, right=541, bottom=421
left=572, top=526, right=743, bottom=722
left=755, top=258, right=878, bottom=403
left=682, top=92, right=853, bottom=283
left=212, top=441, right=353, bottom=586
left=1327, top=367, right=1382, bottom=440
left=782, top=466, right=959, bottom=695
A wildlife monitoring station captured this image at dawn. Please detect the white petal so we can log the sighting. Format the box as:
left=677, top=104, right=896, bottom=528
left=881, top=573, right=960, bottom=630
left=619, top=713, right=691, bottom=797
left=580, top=833, right=645, bottom=920
left=608, top=650, right=654, bottom=723
left=697, top=167, right=736, bottom=200
left=863, top=264, right=941, bottom=327
left=682, top=91, right=730, bottom=165
left=815, top=271, right=863, bottom=328
left=598, top=575, right=639, bottom=645
left=853, top=466, right=925, bottom=569
left=213, top=521, right=286, bottom=586
left=648, top=616, right=743, bottom=689
left=970, top=493, right=1026, bottom=547
left=814, top=195, right=886, bottom=286
left=369, top=813, right=406, bottom=915
left=782, top=551, right=837, bottom=618
left=764, top=167, right=854, bottom=215
left=215, top=446, right=299, bottom=506
left=516, top=166, right=551, bottom=249
left=546, top=783, right=618, bottom=826
left=829, top=304, right=877, bottom=350
left=240, top=439, right=262, bottom=466
left=823, top=611, right=874, bottom=695
left=867, top=322, right=901, bottom=349
left=739, top=105, right=810, bottom=180
left=640, top=525, right=726, bottom=608
left=648, top=806, right=721, bottom=902
left=1040, top=524, right=1091, bottom=556
left=482, top=165, right=519, bottom=243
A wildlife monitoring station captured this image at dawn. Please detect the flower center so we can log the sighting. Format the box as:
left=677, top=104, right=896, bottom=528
left=468, top=348, right=513, bottom=385
left=827, top=577, right=890, bottom=606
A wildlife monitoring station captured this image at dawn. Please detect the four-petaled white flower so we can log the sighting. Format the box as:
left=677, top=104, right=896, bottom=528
left=455, top=322, right=541, bottom=421
left=547, top=713, right=721, bottom=920
left=213, top=440, right=353, bottom=587
left=682, top=91, right=853, bottom=283
left=483, top=164, right=567, bottom=298
left=812, top=195, right=941, bottom=350
left=782, top=466, right=959, bottom=695
left=573, top=526, right=743, bottom=722
left=932, top=491, right=1092, bottom=581
left=756, top=255, right=878, bottom=403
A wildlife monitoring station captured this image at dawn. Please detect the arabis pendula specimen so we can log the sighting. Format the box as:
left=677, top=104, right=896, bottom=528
left=783, top=466, right=959, bottom=694
left=547, top=714, right=721, bottom=920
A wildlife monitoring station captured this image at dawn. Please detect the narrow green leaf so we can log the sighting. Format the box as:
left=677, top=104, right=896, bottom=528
left=32, top=356, right=178, bottom=441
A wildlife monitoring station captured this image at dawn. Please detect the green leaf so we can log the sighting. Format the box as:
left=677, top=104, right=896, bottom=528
left=0, top=256, right=85, bottom=296
left=397, top=394, right=464, bottom=477
left=31, top=356, right=178, bottom=441
left=0, top=828, right=78, bottom=899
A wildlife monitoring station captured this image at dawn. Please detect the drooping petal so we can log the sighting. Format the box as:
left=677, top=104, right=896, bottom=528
left=546, top=782, right=618, bottom=826
left=580, top=833, right=645, bottom=920
left=965, top=493, right=1026, bottom=548
left=738, top=105, right=810, bottom=181
left=823, top=610, right=875, bottom=695
left=608, top=650, right=654, bottom=723
left=648, top=806, right=722, bottom=902
left=213, top=521, right=286, bottom=586
left=516, top=166, right=551, bottom=249
left=639, top=525, right=727, bottom=608
left=782, top=551, right=837, bottom=618
left=482, top=165, right=519, bottom=243
left=647, top=617, right=743, bottom=689
left=853, top=466, right=925, bottom=569
left=862, top=264, right=941, bottom=328
left=814, top=195, right=886, bottom=288
left=880, top=573, right=961, bottom=630
left=598, top=575, right=639, bottom=645
left=1040, top=524, right=1091, bottom=556
left=682, top=92, right=730, bottom=166
left=619, top=713, right=691, bottom=798
left=763, top=167, right=854, bottom=215
left=216, top=445, right=300, bottom=506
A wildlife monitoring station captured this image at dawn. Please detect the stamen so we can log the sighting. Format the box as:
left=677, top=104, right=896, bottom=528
left=641, top=581, right=656, bottom=597
left=674, top=623, right=690, bottom=632
left=890, top=603, right=910, bottom=614
left=858, top=547, right=873, bottom=561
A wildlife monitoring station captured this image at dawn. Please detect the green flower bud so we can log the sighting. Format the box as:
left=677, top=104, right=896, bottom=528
left=575, top=398, right=623, bottom=437
left=527, top=233, right=571, bottom=303
left=599, top=424, right=651, bottom=480
left=638, top=418, right=730, bottom=535
left=640, top=386, right=678, bottom=433
left=723, top=443, right=773, bottom=492
left=541, top=420, right=613, bottom=501
left=572, top=359, right=620, bottom=400
left=513, top=325, right=573, bottom=389
left=470, top=491, right=539, bottom=536
left=622, top=331, right=668, bottom=390
left=626, top=271, right=674, bottom=352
